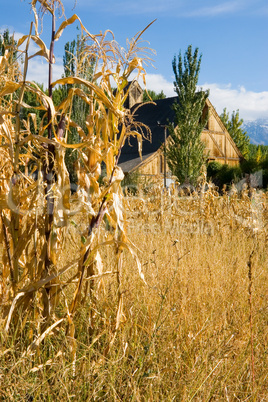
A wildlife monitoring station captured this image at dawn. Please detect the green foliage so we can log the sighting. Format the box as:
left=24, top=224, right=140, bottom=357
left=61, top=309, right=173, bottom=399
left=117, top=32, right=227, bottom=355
left=240, top=149, right=268, bottom=189
left=237, top=145, right=268, bottom=189
left=240, top=145, right=268, bottom=175
left=166, top=45, right=209, bottom=185
left=143, top=89, right=166, bottom=102
left=248, top=143, right=268, bottom=160
left=220, top=108, right=250, bottom=158
left=217, top=164, right=242, bottom=187
left=206, top=161, right=222, bottom=177
left=207, top=162, right=242, bottom=189
left=0, top=29, right=17, bottom=60
left=62, top=36, right=95, bottom=185
left=240, top=158, right=260, bottom=174
left=121, top=171, right=140, bottom=195
left=63, top=39, right=76, bottom=78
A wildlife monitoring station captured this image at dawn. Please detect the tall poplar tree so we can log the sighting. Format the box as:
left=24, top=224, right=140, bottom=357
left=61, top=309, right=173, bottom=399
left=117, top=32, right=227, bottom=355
left=0, top=29, right=17, bottom=60
left=220, top=108, right=250, bottom=158
left=62, top=36, right=95, bottom=185
left=166, top=45, right=209, bottom=185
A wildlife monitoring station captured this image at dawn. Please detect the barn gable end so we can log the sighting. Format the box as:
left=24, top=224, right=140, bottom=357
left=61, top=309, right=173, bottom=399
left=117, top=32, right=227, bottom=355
left=119, top=82, right=243, bottom=178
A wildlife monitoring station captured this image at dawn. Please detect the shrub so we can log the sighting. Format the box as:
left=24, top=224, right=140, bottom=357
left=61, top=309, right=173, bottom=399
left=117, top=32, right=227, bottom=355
left=121, top=171, right=140, bottom=195
left=207, top=162, right=242, bottom=189
left=240, top=158, right=260, bottom=174
left=207, top=161, right=222, bottom=178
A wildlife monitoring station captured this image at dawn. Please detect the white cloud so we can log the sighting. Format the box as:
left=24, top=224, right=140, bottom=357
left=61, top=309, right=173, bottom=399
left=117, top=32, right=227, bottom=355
left=202, top=83, right=268, bottom=121
left=141, top=74, right=268, bottom=121
left=142, top=73, right=175, bottom=97
left=26, top=57, right=64, bottom=87
left=184, top=0, right=245, bottom=17
left=0, top=28, right=64, bottom=87
left=3, top=26, right=267, bottom=124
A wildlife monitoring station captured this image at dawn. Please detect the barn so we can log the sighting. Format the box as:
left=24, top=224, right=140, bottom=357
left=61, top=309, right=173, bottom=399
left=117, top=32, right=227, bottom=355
left=119, top=82, right=243, bottom=181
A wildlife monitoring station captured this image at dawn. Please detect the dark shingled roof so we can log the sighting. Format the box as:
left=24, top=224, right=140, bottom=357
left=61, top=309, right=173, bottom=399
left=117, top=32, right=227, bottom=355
left=118, top=153, right=155, bottom=173
left=119, top=96, right=178, bottom=172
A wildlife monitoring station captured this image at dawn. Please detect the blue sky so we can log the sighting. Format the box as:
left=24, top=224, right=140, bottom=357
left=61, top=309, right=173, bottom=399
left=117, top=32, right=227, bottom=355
left=1, top=0, right=268, bottom=121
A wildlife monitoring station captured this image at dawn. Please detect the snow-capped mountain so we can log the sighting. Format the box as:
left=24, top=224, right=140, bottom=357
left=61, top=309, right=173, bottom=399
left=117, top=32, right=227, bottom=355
left=242, top=119, right=268, bottom=145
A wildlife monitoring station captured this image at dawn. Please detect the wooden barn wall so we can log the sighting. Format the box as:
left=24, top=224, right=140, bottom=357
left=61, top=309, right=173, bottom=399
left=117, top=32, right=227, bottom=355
left=137, top=154, right=161, bottom=175
left=207, top=114, right=223, bottom=132
left=137, top=134, right=240, bottom=176
left=129, top=81, right=143, bottom=108
left=134, top=112, right=241, bottom=176
left=225, top=159, right=240, bottom=166
left=201, top=121, right=241, bottom=165
left=136, top=145, right=240, bottom=178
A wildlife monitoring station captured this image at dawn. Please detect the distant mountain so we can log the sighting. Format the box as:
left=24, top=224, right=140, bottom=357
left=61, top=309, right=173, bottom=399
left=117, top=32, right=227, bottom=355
left=242, top=119, right=268, bottom=145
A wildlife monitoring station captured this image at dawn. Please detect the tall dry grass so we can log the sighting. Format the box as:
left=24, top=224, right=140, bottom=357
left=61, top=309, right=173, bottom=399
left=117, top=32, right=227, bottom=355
left=1, top=187, right=267, bottom=400
left=0, top=2, right=267, bottom=399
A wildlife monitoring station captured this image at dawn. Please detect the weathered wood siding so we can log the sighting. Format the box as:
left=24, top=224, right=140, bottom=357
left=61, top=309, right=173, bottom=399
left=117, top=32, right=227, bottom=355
left=136, top=151, right=162, bottom=175
left=128, top=81, right=143, bottom=108
left=125, top=94, right=242, bottom=176
left=201, top=99, right=241, bottom=166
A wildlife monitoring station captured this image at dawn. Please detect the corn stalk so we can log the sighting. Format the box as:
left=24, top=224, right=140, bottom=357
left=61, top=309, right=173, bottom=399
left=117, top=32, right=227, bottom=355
left=0, top=0, right=153, bottom=349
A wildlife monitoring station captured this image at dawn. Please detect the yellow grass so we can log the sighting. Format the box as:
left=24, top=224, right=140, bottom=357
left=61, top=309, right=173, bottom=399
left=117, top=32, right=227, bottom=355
left=1, top=1, right=266, bottom=399
left=1, top=188, right=268, bottom=400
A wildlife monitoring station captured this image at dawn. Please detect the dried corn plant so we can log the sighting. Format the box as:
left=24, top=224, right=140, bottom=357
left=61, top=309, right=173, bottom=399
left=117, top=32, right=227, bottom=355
left=0, top=0, right=153, bottom=351
left=125, top=182, right=267, bottom=238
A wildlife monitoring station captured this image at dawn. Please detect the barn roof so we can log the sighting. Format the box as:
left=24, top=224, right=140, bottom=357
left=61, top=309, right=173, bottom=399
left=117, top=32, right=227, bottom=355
left=118, top=91, right=243, bottom=173
left=119, top=96, right=178, bottom=170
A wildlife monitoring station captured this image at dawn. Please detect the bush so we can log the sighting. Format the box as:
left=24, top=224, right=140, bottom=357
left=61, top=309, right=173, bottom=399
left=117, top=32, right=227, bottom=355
left=260, top=155, right=268, bottom=170
left=240, top=158, right=260, bottom=174
left=121, top=171, right=140, bottom=195
left=261, top=169, right=268, bottom=189
left=207, top=161, right=222, bottom=178
left=207, top=162, right=242, bottom=190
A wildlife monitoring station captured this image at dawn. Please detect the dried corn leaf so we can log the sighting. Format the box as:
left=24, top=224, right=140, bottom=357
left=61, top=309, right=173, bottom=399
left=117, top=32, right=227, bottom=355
left=31, top=0, right=53, bottom=15
left=113, top=193, right=124, bottom=232
left=24, top=82, right=56, bottom=117
left=0, top=81, right=21, bottom=96
left=18, top=35, right=54, bottom=63
left=54, top=14, right=90, bottom=41
left=5, top=292, right=25, bottom=333
left=52, top=77, right=124, bottom=119
left=118, top=240, right=146, bottom=284
left=25, top=318, right=64, bottom=355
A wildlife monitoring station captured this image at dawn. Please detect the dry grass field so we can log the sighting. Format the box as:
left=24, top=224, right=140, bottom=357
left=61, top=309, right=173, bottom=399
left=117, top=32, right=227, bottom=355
left=1, top=1, right=267, bottom=400
left=1, top=187, right=268, bottom=401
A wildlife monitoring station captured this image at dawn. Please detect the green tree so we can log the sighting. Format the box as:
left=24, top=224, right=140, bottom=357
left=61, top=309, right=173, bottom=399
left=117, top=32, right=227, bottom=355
left=0, top=29, right=17, bottom=60
left=220, top=108, right=250, bottom=158
left=16, top=34, right=94, bottom=184
left=248, top=143, right=268, bottom=160
left=61, top=35, right=95, bottom=185
left=166, top=45, right=209, bottom=185
left=62, top=35, right=95, bottom=129
left=143, top=89, right=166, bottom=102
